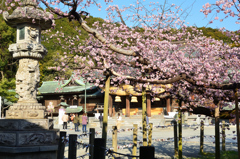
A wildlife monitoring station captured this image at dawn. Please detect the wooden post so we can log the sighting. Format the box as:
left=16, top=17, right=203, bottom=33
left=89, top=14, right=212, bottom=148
left=89, top=128, right=95, bottom=159
left=234, top=88, right=240, bottom=158
left=68, top=134, right=77, bottom=159
left=166, top=98, right=171, bottom=114
left=140, top=146, right=155, bottom=159
left=126, top=96, right=130, bottom=117
left=102, top=75, right=110, bottom=148
left=222, top=120, right=225, bottom=151
left=93, top=138, right=105, bottom=159
left=178, top=100, right=182, bottom=159
left=113, top=105, right=116, bottom=117
left=112, top=126, right=117, bottom=159
left=142, top=87, right=147, bottom=146
left=57, top=131, right=66, bottom=159
left=147, top=94, right=151, bottom=117
left=132, top=124, right=138, bottom=159
left=173, top=120, right=178, bottom=158
left=215, top=104, right=220, bottom=159
left=109, top=95, right=113, bottom=117
left=148, top=123, right=153, bottom=146
left=200, top=120, right=204, bottom=153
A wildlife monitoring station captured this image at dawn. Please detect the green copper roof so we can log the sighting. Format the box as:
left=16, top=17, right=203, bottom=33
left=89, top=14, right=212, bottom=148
left=65, top=106, right=83, bottom=113
left=38, top=74, right=95, bottom=94
left=78, top=89, right=104, bottom=98
left=57, top=102, right=69, bottom=107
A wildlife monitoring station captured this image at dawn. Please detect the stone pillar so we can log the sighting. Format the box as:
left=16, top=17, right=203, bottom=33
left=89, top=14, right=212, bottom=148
left=126, top=96, right=130, bottom=117
left=166, top=98, right=171, bottom=113
left=1, top=1, right=58, bottom=158
left=3, top=3, right=52, bottom=119
left=147, top=94, right=151, bottom=117
left=109, top=95, right=113, bottom=117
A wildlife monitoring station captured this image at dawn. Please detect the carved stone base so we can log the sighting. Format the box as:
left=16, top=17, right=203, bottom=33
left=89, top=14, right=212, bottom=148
left=0, top=119, right=59, bottom=159
left=0, top=145, right=58, bottom=159
left=6, top=103, right=45, bottom=119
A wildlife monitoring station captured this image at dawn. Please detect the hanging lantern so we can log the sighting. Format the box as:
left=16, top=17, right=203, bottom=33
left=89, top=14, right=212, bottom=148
left=131, top=96, right=138, bottom=103
left=154, top=97, right=161, bottom=101
left=115, top=96, right=122, bottom=102
left=73, top=95, right=77, bottom=100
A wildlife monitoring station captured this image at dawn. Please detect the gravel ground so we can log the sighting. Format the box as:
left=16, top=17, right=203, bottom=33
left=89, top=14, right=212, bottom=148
left=61, top=125, right=238, bottom=159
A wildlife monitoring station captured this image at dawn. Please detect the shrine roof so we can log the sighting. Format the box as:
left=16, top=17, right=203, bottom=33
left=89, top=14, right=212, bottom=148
left=38, top=75, right=97, bottom=94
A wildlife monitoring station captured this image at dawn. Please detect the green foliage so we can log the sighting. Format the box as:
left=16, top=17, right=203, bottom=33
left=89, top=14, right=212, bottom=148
left=198, top=27, right=232, bottom=44
left=0, top=78, right=17, bottom=102
left=0, top=15, right=17, bottom=81
left=40, top=16, right=105, bottom=81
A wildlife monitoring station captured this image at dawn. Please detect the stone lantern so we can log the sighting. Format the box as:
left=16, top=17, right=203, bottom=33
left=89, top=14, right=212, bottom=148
left=3, top=0, right=52, bottom=119
left=0, top=1, right=58, bottom=158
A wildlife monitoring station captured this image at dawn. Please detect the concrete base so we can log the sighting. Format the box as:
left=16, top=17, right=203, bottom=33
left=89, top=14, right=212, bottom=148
left=0, top=119, right=59, bottom=159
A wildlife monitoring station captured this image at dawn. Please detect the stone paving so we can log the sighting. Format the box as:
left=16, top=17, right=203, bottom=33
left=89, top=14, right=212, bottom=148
left=57, top=120, right=238, bottom=159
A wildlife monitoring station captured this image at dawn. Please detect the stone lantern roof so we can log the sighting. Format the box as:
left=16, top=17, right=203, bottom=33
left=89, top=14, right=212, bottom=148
left=3, top=0, right=52, bottom=30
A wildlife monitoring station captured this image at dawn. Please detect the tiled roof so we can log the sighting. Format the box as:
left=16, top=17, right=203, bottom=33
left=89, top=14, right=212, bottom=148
left=38, top=75, right=96, bottom=94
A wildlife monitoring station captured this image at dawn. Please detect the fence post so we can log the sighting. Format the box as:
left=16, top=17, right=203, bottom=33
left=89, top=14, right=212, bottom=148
left=215, top=105, right=220, bottom=159
left=89, top=128, right=95, bottom=159
left=93, top=138, right=105, bottom=159
left=57, top=131, right=66, bottom=159
left=173, top=120, right=178, bottom=158
left=222, top=120, right=226, bottom=151
left=200, top=121, right=204, bottom=153
left=178, top=104, right=182, bottom=159
left=140, top=146, right=155, bottom=159
left=148, top=123, right=153, bottom=146
left=132, top=124, right=138, bottom=159
left=68, top=134, right=77, bottom=159
left=112, top=126, right=118, bottom=159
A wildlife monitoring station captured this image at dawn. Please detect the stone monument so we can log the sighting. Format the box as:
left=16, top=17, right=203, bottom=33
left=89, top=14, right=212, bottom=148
left=0, top=1, right=58, bottom=158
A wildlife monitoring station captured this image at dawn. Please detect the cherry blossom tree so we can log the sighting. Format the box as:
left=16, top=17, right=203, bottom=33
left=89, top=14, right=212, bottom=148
left=1, top=0, right=240, bottom=155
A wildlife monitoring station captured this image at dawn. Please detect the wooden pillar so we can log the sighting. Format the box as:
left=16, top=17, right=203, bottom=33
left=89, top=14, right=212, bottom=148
left=132, top=124, right=138, bottom=159
left=89, top=128, right=95, bottom=159
left=142, top=87, right=147, bottom=146
left=222, top=120, right=225, bottom=151
left=126, top=96, right=130, bottom=117
left=112, top=126, right=117, bottom=159
left=57, top=131, right=66, bottom=159
left=166, top=98, right=171, bottom=114
left=93, top=138, right=105, bottom=159
left=200, top=121, right=204, bottom=153
left=178, top=100, right=182, bottom=159
left=215, top=104, right=220, bottom=159
left=102, top=76, right=110, bottom=148
left=109, top=95, right=113, bottom=117
left=68, top=134, right=77, bottom=159
left=173, top=120, right=178, bottom=158
left=113, top=105, right=116, bottom=117
left=140, top=146, right=155, bottom=159
left=234, top=88, right=240, bottom=159
left=147, top=94, right=151, bottom=117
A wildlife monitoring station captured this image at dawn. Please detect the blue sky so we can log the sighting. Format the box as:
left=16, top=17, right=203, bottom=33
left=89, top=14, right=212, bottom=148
left=82, top=0, right=239, bottom=31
